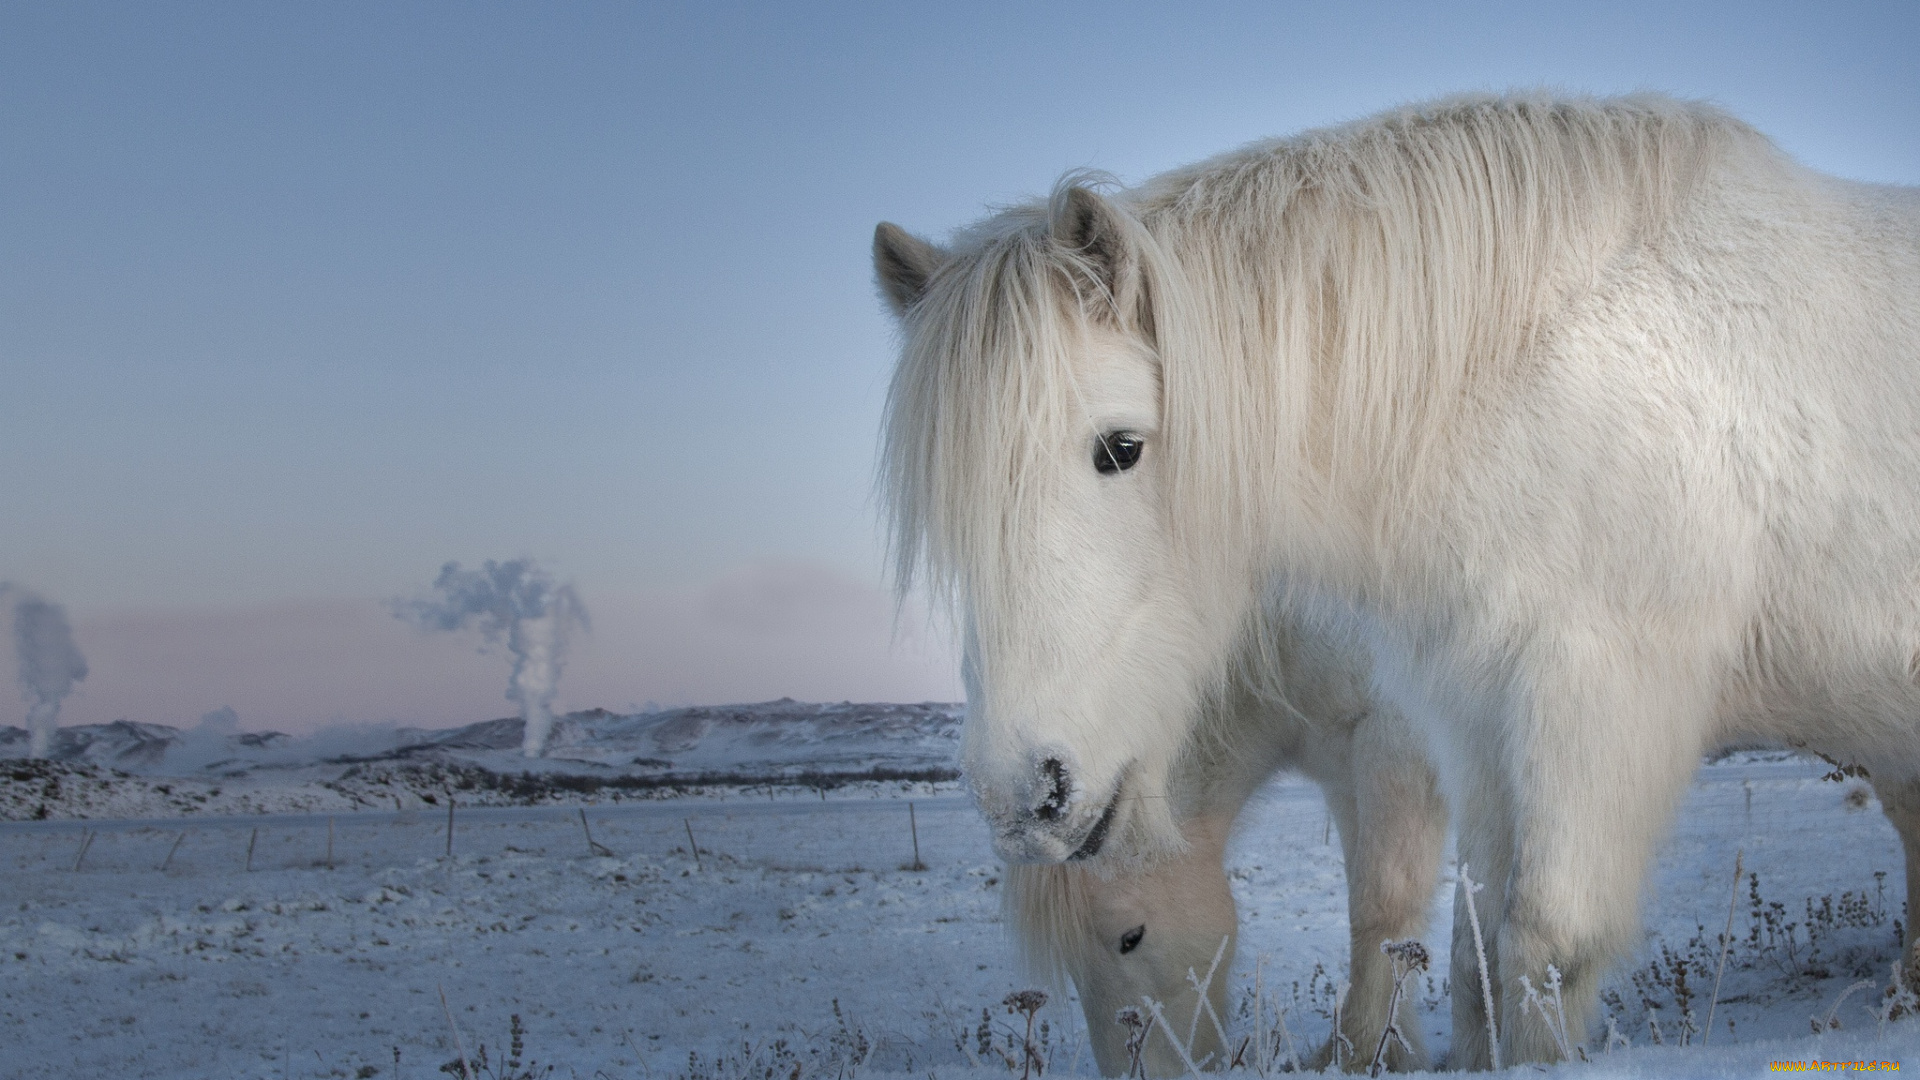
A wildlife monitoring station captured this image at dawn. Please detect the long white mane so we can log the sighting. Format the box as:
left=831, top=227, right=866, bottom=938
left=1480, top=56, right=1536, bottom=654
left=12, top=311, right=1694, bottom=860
left=881, top=93, right=1759, bottom=613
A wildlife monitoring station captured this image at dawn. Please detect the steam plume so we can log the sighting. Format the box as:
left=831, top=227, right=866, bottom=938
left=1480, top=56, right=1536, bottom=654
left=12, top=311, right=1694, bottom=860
left=0, top=585, right=90, bottom=759
left=393, top=560, right=588, bottom=757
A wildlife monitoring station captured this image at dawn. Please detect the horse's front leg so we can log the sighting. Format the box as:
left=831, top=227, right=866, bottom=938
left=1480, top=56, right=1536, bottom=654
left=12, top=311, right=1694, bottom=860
left=1315, top=711, right=1449, bottom=1072
left=1481, top=656, right=1708, bottom=1066
left=1870, top=774, right=1920, bottom=978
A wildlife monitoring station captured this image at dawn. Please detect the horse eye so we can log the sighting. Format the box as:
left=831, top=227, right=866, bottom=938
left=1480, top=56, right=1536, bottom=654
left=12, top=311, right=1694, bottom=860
left=1119, top=925, right=1146, bottom=954
left=1094, top=432, right=1145, bottom=474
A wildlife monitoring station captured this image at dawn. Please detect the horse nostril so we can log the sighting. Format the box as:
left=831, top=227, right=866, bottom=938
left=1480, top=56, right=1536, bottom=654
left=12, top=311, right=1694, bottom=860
left=1119, top=925, right=1145, bottom=954
left=1034, top=757, right=1072, bottom=821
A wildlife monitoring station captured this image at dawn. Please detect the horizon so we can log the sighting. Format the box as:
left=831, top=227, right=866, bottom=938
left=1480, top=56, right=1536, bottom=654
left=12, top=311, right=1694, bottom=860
left=5, top=693, right=968, bottom=743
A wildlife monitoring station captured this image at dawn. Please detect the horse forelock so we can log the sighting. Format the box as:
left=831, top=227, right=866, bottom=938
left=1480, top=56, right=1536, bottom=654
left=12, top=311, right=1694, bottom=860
left=879, top=189, right=1143, bottom=618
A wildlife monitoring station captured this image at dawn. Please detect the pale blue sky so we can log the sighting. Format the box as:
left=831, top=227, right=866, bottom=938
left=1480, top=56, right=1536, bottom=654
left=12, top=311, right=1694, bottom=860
left=3, top=1, right=1916, bottom=731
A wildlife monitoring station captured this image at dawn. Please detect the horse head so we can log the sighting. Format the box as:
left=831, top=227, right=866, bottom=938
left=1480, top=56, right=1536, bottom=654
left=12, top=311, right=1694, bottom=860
left=875, top=184, right=1248, bottom=865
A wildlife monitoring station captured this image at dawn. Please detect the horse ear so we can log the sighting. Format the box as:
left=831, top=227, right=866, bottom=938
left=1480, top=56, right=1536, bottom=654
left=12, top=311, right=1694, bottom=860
left=1052, top=185, right=1153, bottom=336
left=1050, top=186, right=1127, bottom=293
left=873, top=222, right=945, bottom=316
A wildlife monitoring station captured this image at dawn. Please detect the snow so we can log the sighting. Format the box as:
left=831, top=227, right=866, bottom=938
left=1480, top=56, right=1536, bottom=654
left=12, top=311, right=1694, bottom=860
left=5, top=708, right=1920, bottom=1078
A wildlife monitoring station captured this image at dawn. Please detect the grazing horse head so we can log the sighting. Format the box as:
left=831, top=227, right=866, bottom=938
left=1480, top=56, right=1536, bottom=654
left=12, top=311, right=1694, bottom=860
left=875, top=182, right=1247, bottom=865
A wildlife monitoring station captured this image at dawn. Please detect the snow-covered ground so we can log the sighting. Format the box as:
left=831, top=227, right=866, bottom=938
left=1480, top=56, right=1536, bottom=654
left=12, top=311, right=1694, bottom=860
left=5, top=708, right=1920, bottom=1078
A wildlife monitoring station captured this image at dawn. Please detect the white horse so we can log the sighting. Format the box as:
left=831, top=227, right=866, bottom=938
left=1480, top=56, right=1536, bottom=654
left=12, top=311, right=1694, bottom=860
left=875, top=92, right=1920, bottom=1068
left=1004, top=606, right=1446, bottom=1074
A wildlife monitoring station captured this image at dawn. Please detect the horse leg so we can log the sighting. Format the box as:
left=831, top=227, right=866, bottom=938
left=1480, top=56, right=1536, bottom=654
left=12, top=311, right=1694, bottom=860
left=1343, top=711, right=1448, bottom=1072
left=1485, top=661, right=1707, bottom=1066
left=1871, top=774, right=1920, bottom=977
left=1308, top=710, right=1448, bottom=1072
left=1012, top=814, right=1239, bottom=1077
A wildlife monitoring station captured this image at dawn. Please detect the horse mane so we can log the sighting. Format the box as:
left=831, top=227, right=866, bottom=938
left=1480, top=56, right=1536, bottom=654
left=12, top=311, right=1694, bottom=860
left=882, top=91, right=1760, bottom=612
left=1146, top=93, right=1754, bottom=579
left=1002, top=860, right=1102, bottom=991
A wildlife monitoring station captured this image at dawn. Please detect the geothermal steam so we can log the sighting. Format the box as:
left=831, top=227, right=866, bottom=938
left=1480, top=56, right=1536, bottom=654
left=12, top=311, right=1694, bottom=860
left=394, top=560, right=588, bottom=758
left=0, top=585, right=91, bottom=759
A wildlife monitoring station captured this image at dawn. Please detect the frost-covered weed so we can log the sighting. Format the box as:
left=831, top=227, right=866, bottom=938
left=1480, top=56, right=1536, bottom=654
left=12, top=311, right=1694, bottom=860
left=439, top=1015, right=553, bottom=1080
left=675, top=1003, right=877, bottom=1080
left=949, top=991, right=1073, bottom=1077
left=1367, top=940, right=1431, bottom=1075
left=1228, top=955, right=1415, bottom=1075
left=1517, top=965, right=1584, bottom=1064
left=1602, top=870, right=1905, bottom=1046
left=1226, top=956, right=1300, bottom=1077
left=670, top=991, right=1070, bottom=1080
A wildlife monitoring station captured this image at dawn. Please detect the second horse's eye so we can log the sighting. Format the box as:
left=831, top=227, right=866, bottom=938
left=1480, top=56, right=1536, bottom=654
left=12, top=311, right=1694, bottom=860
left=1094, top=432, right=1144, bottom=474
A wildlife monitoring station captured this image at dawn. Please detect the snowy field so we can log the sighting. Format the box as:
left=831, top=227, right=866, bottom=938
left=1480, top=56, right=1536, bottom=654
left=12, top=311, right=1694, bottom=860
left=7, top=753, right=1920, bottom=1078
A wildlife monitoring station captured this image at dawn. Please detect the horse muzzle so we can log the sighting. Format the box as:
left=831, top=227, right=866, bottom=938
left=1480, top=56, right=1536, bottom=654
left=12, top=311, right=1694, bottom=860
left=972, top=752, right=1128, bottom=863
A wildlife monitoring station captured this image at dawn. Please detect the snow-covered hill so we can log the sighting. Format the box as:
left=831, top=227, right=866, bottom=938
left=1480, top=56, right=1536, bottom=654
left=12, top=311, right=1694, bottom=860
left=0, top=700, right=963, bottom=819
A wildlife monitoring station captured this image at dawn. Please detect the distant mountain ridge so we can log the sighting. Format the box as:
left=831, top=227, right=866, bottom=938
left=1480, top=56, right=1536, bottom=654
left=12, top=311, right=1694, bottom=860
left=0, top=700, right=965, bottom=781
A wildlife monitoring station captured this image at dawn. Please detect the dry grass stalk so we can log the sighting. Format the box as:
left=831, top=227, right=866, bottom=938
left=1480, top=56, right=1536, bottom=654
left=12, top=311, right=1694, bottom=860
left=1813, top=979, right=1877, bottom=1033
left=1702, top=848, right=1744, bottom=1045
left=439, top=983, right=474, bottom=1079
left=1459, top=862, right=1501, bottom=1070
left=1139, top=995, right=1207, bottom=1078
left=1114, top=1007, right=1151, bottom=1080
left=1003, top=990, right=1047, bottom=1079
left=1368, top=939, right=1431, bottom=1076
left=1518, top=965, right=1583, bottom=1062
left=1183, top=935, right=1232, bottom=1053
